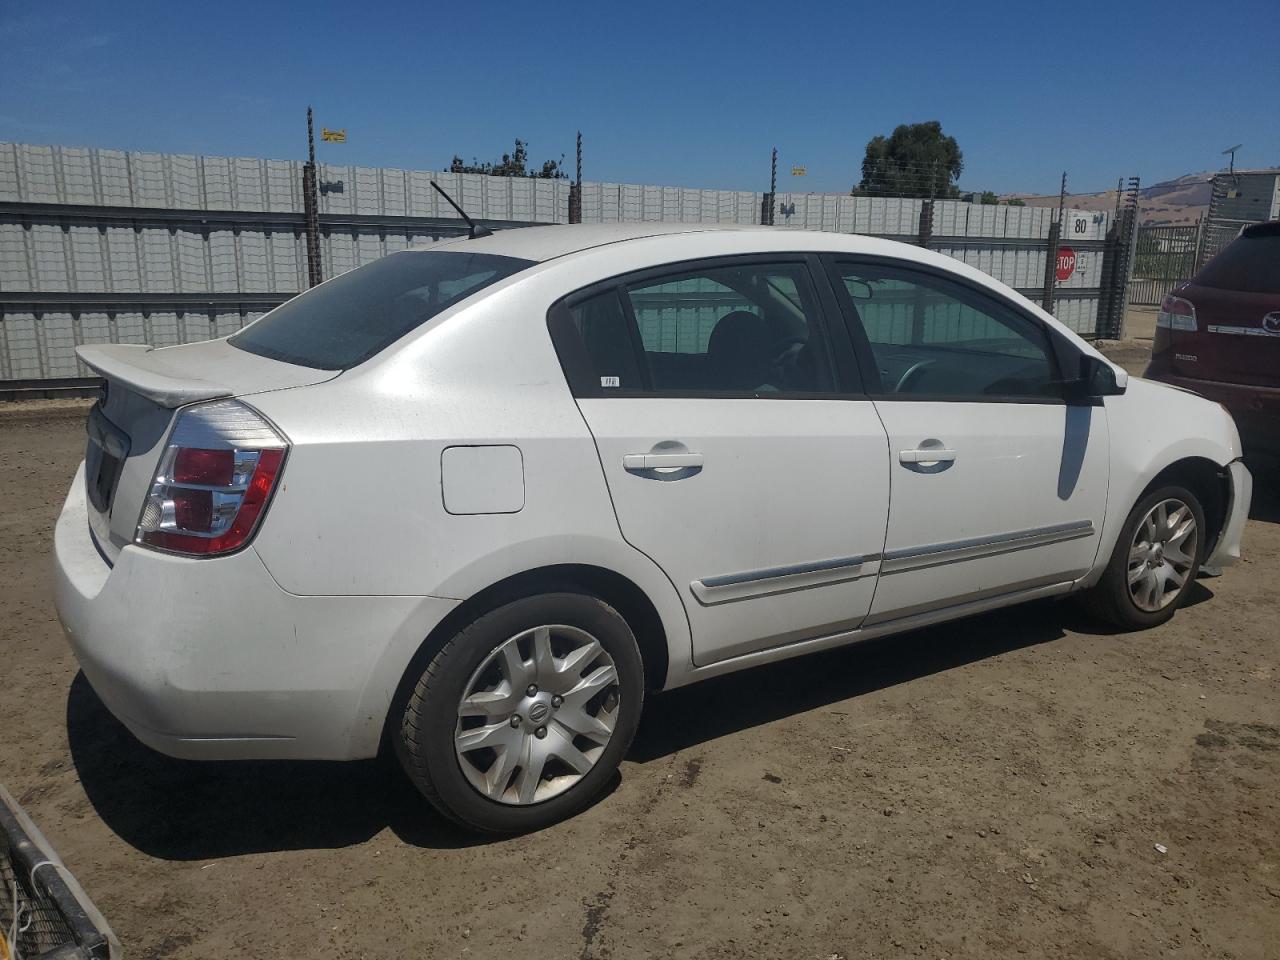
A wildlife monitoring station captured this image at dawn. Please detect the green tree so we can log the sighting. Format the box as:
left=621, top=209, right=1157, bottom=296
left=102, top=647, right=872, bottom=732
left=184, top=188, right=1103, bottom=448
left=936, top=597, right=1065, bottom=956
left=853, top=121, right=963, bottom=198
left=1008, top=197, right=1026, bottom=206
left=979, top=191, right=999, bottom=205
left=449, top=139, right=567, bottom=179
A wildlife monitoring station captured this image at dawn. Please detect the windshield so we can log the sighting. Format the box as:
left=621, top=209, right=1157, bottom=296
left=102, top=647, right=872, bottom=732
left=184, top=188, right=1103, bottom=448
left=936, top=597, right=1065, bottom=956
left=230, top=250, right=535, bottom=369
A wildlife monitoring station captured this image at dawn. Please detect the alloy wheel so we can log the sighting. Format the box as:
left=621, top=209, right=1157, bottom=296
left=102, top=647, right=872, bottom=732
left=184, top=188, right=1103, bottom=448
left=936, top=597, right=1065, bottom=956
left=454, top=625, right=620, bottom=805
left=1127, top=498, right=1198, bottom=612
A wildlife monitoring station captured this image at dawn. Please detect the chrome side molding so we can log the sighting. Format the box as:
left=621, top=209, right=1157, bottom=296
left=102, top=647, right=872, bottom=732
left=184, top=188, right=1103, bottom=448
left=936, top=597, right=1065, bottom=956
left=691, top=554, right=874, bottom=605
left=880, top=520, right=1095, bottom=575
left=690, top=520, right=1095, bottom=606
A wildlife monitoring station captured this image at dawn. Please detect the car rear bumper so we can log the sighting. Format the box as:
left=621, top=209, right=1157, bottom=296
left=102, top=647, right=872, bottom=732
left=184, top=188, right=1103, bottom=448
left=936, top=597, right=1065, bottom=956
left=1146, top=371, right=1280, bottom=453
left=53, top=462, right=459, bottom=761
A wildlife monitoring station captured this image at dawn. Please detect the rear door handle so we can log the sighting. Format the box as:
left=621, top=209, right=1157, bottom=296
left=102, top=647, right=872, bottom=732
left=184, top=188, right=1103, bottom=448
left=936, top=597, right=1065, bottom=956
left=899, top=448, right=957, bottom=464
left=623, top=452, right=704, bottom=471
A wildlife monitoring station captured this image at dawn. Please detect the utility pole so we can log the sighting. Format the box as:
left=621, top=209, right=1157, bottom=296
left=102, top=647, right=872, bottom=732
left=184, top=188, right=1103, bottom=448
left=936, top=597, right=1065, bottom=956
left=303, top=106, right=323, bottom=288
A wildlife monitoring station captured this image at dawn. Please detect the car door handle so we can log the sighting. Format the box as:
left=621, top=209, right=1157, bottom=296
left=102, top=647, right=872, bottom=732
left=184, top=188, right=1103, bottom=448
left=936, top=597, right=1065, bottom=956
left=899, top=447, right=957, bottom=464
left=623, top=452, right=704, bottom=471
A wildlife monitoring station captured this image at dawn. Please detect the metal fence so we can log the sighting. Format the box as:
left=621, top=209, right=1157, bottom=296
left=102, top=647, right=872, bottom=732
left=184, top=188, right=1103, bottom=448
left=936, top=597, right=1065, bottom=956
left=1, top=141, right=1124, bottom=387
left=1130, top=223, right=1200, bottom=306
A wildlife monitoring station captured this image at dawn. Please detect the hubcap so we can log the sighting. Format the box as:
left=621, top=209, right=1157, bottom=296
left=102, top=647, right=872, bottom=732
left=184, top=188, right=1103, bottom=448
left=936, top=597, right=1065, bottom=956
left=454, top=625, right=620, bottom=806
left=1127, top=498, right=1198, bottom=612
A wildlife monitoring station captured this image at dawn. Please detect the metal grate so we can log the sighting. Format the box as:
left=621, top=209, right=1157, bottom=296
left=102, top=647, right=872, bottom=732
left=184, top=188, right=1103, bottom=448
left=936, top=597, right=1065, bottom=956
left=1, top=835, right=79, bottom=959
left=0, top=786, right=117, bottom=960
left=1130, top=223, right=1201, bottom=306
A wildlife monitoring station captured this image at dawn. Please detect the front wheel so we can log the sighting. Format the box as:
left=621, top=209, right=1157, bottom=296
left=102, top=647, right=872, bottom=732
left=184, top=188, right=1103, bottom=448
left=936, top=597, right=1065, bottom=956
left=1080, top=484, right=1206, bottom=630
left=395, top=592, right=645, bottom=833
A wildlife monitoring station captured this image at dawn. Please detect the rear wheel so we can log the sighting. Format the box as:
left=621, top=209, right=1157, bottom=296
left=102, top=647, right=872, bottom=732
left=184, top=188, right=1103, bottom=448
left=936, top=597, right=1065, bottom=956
left=395, top=592, right=644, bottom=833
left=1081, top=484, right=1205, bottom=630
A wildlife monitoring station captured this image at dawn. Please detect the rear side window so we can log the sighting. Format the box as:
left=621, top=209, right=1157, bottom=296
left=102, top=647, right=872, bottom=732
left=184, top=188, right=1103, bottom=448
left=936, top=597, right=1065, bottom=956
left=556, top=261, right=836, bottom=396
left=1193, top=231, right=1280, bottom=294
left=231, top=251, right=533, bottom=369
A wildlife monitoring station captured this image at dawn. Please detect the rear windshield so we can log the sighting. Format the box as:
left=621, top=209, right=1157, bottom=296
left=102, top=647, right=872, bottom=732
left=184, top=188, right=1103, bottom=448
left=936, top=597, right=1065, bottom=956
left=1193, top=231, right=1280, bottom=294
left=230, top=250, right=534, bottom=369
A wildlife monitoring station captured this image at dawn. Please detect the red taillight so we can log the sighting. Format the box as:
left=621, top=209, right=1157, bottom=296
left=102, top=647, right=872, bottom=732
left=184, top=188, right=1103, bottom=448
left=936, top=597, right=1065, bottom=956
left=173, top=447, right=235, bottom=486
left=172, top=488, right=213, bottom=531
left=136, top=401, right=288, bottom=557
left=1157, top=294, right=1197, bottom=331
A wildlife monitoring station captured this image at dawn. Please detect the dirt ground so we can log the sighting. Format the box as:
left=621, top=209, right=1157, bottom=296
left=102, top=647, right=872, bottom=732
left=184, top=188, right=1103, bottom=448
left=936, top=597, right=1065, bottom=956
left=2, top=355, right=1277, bottom=959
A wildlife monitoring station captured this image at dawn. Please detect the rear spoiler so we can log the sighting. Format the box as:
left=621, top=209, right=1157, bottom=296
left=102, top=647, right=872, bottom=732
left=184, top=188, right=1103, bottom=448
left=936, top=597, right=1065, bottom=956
left=1, top=783, right=121, bottom=959
left=76, top=344, right=232, bottom=408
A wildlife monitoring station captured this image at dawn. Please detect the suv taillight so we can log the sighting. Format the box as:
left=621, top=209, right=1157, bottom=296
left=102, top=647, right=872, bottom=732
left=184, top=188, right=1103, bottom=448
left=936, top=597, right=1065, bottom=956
left=136, top=399, right=288, bottom=556
left=1157, top=294, right=1197, bottom=331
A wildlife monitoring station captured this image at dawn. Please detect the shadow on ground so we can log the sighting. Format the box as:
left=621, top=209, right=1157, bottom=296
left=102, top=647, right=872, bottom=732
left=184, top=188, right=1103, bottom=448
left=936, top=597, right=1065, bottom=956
left=1246, top=457, right=1280, bottom=524
left=70, top=598, right=1123, bottom=859
left=632, top=596, right=1133, bottom=761
left=66, top=672, right=489, bottom=859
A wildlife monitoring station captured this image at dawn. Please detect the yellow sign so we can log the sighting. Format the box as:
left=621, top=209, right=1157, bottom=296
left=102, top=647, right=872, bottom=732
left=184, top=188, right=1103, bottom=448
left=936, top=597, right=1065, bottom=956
left=321, top=128, right=347, bottom=143
left=791, top=165, right=806, bottom=176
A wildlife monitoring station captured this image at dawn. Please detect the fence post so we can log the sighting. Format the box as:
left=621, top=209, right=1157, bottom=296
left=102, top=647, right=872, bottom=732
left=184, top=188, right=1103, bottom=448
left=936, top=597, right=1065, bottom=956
left=761, top=147, right=777, bottom=226
left=568, top=182, right=582, bottom=224
left=917, top=200, right=933, bottom=247
left=568, top=131, right=583, bottom=224
left=1041, top=216, right=1061, bottom=313
left=1096, top=179, right=1140, bottom=339
left=1097, top=219, right=1120, bottom=337
left=302, top=106, right=323, bottom=288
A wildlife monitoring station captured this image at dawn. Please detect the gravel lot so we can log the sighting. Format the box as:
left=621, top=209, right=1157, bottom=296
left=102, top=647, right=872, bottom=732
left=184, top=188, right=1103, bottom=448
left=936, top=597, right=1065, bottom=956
left=2, top=358, right=1277, bottom=959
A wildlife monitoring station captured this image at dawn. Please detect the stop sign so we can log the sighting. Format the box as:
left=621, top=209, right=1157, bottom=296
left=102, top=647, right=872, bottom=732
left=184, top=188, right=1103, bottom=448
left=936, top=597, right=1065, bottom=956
left=1055, top=246, right=1077, bottom=282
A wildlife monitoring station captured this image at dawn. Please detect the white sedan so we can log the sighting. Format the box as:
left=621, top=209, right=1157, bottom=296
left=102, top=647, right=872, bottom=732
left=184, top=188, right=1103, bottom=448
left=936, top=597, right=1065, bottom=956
left=54, top=224, right=1251, bottom=832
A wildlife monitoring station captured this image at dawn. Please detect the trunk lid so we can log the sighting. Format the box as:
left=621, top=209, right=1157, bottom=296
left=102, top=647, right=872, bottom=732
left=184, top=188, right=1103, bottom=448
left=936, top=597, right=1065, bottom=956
left=1168, top=283, right=1280, bottom=387
left=77, top=338, right=337, bottom=562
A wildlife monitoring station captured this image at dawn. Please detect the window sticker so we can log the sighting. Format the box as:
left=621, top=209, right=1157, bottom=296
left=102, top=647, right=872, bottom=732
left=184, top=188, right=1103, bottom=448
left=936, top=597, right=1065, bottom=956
left=600, top=376, right=621, bottom=388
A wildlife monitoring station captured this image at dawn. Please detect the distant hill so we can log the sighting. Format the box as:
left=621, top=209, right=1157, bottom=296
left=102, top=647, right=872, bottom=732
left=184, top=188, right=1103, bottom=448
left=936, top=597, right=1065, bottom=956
left=1007, top=172, right=1214, bottom=226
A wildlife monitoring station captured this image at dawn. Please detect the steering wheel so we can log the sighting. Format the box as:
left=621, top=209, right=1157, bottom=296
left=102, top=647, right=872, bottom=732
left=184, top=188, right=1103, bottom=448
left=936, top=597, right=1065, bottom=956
left=894, top=359, right=935, bottom=394
left=767, top=336, right=806, bottom=386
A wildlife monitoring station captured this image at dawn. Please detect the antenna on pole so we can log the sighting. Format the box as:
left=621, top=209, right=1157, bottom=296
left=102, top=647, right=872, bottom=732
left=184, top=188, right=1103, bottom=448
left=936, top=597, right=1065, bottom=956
left=431, top=181, right=493, bottom=238
left=1222, top=143, right=1242, bottom=178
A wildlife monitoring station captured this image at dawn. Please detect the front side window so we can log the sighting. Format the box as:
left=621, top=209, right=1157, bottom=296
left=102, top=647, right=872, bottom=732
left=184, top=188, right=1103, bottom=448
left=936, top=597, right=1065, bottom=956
left=231, top=250, right=534, bottom=369
left=562, top=261, right=835, bottom=395
left=832, top=262, right=1060, bottom=400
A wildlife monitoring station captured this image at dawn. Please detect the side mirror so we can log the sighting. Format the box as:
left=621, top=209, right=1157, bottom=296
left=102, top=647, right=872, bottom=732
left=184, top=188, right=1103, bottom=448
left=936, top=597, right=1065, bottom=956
left=1076, top=354, right=1126, bottom=398
left=844, top=279, right=873, bottom=300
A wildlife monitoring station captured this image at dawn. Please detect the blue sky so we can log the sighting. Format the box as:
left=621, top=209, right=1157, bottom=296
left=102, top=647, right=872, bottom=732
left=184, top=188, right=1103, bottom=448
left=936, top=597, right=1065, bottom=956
left=2, top=0, right=1277, bottom=196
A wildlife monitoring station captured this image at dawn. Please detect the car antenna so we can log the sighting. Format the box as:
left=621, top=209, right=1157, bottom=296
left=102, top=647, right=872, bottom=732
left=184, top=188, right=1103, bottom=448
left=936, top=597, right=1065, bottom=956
left=431, top=181, right=494, bottom=239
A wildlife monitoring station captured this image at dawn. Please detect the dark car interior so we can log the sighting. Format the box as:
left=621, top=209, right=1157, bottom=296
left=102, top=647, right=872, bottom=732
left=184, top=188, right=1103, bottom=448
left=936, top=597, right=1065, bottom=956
left=834, top=269, right=1061, bottom=399
left=567, top=260, right=1065, bottom=399
left=568, top=264, right=834, bottom=394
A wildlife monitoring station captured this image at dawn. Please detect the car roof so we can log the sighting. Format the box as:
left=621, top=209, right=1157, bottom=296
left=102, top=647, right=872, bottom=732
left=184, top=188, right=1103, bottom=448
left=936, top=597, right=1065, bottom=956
left=418, top=222, right=793, bottom=263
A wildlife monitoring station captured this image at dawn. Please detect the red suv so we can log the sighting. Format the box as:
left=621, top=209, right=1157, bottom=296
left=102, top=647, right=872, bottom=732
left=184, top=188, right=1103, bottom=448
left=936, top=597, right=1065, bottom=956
left=1147, top=221, right=1280, bottom=454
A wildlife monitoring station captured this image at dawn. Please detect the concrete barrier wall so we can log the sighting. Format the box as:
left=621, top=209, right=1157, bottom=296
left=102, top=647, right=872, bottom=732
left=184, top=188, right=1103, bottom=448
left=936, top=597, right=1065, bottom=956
left=0, top=141, right=1110, bottom=382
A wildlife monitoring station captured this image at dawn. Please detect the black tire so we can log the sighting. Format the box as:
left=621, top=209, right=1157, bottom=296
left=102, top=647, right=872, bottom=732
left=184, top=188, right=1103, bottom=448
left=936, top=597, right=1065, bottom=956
left=1080, top=484, right=1206, bottom=630
left=395, top=592, right=644, bottom=834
